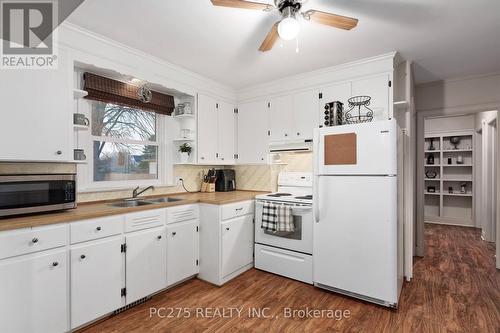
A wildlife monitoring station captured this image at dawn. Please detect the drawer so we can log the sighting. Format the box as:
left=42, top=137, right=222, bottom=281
left=166, top=204, right=199, bottom=224
left=70, top=215, right=124, bottom=244
left=125, top=209, right=165, bottom=233
left=221, top=200, right=254, bottom=220
left=0, top=224, right=68, bottom=260
left=254, top=243, right=313, bottom=284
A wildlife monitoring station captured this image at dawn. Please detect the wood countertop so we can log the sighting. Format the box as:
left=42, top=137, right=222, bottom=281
left=0, top=190, right=267, bottom=232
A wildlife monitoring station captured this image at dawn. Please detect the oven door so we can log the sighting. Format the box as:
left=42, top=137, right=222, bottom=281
left=0, top=175, right=76, bottom=217
left=255, top=200, right=313, bottom=254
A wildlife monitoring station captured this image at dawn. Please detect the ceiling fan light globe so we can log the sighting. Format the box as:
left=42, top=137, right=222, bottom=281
left=278, top=17, right=300, bottom=41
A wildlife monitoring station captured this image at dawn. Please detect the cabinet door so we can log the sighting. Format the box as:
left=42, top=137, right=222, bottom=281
left=221, top=215, right=254, bottom=278
left=197, top=93, right=219, bottom=164
left=218, top=101, right=236, bottom=164
left=166, top=220, right=199, bottom=286
left=293, top=89, right=319, bottom=140
left=237, top=100, right=269, bottom=164
left=0, top=49, right=71, bottom=161
left=320, top=81, right=352, bottom=127
left=269, top=95, right=294, bottom=141
left=351, top=74, right=391, bottom=121
left=125, top=227, right=167, bottom=304
left=71, top=237, right=124, bottom=329
left=0, top=249, right=68, bottom=333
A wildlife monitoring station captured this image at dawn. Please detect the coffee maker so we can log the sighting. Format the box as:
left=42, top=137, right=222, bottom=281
left=215, top=169, right=236, bottom=192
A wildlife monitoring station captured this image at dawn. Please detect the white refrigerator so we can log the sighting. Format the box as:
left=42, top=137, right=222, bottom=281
left=313, top=119, right=403, bottom=308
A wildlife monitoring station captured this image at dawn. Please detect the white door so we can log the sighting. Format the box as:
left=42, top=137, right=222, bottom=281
left=125, top=227, right=167, bottom=304
left=315, top=120, right=397, bottom=176
left=71, top=237, right=124, bottom=329
left=269, top=95, right=293, bottom=141
left=218, top=101, right=236, bottom=164
left=320, top=81, right=351, bottom=126
left=314, top=176, right=399, bottom=304
left=237, top=100, right=269, bottom=164
left=221, top=215, right=254, bottom=277
left=293, top=89, right=320, bottom=140
left=0, top=48, right=71, bottom=161
left=166, top=220, right=199, bottom=286
left=351, top=74, right=391, bottom=121
left=0, top=249, right=68, bottom=333
left=197, top=93, right=218, bottom=164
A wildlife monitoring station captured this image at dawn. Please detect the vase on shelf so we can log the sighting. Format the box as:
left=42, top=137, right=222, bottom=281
left=179, top=152, right=189, bottom=164
left=428, top=138, right=435, bottom=151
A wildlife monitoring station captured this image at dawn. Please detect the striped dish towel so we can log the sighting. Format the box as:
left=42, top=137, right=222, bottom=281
left=261, top=202, right=277, bottom=232
left=276, top=205, right=294, bottom=232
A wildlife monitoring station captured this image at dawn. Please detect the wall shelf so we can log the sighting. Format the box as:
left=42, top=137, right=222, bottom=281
left=173, top=114, right=195, bottom=119
left=73, top=89, right=88, bottom=99
left=73, top=124, right=89, bottom=131
left=172, top=138, right=195, bottom=142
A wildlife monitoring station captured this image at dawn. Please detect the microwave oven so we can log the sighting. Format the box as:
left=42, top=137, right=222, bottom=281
left=0, top=174, right=76, bottom=217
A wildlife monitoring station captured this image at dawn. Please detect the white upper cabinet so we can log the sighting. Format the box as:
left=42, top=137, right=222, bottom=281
left=197, top=93, right=236, bottom=164
left=0, top=49, right=72, bottom=162
left=268, top=89, right=319, bottom=142
left=197, top=94, right=219, bottom=164
left=351, top=74, right=391, bottom=121
left=269, top=95, right=293, bottom=141
left=293, top=89, right=319, bottom=140
left=217, top=101, right=236, bottom=164
left=237, top=100, right=269, bottom=164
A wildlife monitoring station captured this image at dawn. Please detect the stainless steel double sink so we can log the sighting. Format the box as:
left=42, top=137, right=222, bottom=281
left=108, top=197, right=183, bottom=208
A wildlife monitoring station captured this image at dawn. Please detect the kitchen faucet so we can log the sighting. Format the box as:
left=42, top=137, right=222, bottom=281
left=132, top=186, right=155, bottom=198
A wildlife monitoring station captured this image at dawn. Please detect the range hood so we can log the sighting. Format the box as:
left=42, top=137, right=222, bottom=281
left=269, top=139, right=313, bottom=153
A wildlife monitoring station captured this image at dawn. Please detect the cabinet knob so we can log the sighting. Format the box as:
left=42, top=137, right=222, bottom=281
left=261, top=158, right=264, bottom=161
left=235, top=207, right=243, bottom=211
left=32, top=237, right=39, bottom=243
left=52, top=262, right=59, bottom=267
left=56, top=150, right=62, bottom=155
left=157, top=235, right=162, bottom=240
left=226, top=227, right=230, bottom=231
left=96, top=226, right=102, bottom=231
left=172, top=232, right=177, bottom=236
left=80, top=255, right=86, bottom=259
left=284, top=133, right=288, bottom=137
left=201, top=157, right=205, bottom=160
left=297, top=132, right=300, bottom=136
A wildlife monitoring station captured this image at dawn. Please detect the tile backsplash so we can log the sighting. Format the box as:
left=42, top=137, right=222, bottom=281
left=0, top=153, right=312, bottom=203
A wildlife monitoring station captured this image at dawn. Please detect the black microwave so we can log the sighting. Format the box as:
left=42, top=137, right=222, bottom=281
left=0, top=174, right=76, bottom=217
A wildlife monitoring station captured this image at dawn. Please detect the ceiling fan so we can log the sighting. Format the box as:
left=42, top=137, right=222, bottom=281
left=210, top=0, right=358, bottom=52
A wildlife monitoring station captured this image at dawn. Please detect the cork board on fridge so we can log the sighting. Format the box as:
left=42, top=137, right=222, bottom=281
left=324, top=133, right=357, bottom=165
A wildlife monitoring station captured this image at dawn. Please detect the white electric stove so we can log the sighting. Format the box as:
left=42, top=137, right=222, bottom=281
left=254, top=172, right=313, bottom=284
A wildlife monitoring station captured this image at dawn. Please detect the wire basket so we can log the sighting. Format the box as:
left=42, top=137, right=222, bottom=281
left=344, top=96, right=374, bottom=124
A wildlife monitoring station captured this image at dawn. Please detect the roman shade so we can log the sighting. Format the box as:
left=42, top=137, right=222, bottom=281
left=83, top=72, right=175, bottom=115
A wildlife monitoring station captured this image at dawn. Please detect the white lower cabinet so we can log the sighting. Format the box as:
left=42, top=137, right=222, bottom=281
left=199, top=201, right=255, bottom=285
left=166, top=220, right=199, bottom=286
left=125, top=226, right=167, bottom=304
left=70, top=236, right=124, bottom=329
left=0, top=249, right=68, bottom=333
left=221, top=215, right=254, bottom=277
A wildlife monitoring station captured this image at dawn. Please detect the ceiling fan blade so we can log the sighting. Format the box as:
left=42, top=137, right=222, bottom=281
left=304, top=10, right=358, bottom=30
left=259, top=22, right=279, bottom=52
left=210, top=0, right=272, bottom=11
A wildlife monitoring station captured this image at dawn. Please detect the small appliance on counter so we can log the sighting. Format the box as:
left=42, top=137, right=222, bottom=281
left=215, top=169, right=236, bottom=192
left=0, top=174, right=76, bottom=217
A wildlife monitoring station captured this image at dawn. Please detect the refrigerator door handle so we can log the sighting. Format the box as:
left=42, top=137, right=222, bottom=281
left=313, top=175, right=320, bottom=223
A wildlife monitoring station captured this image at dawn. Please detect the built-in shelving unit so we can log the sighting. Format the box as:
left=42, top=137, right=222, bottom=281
left=424, top=131, right=474, bottom=225
left=72, top=88, right=88, bottom=164
left=170, top=95, right=197, bottom=164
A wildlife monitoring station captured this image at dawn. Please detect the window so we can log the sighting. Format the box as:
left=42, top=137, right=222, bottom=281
left=91, top=102, right=160, bottom=183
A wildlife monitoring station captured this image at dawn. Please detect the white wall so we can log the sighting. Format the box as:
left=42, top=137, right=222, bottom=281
left=415, top=73, right=500, bottom=267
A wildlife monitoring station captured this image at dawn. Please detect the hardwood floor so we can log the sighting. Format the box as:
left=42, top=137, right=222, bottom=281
left=79, top=224, right=500, bottom=333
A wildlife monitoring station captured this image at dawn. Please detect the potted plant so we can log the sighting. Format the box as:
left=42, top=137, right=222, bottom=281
left=178, top=143, right=192, bottom=163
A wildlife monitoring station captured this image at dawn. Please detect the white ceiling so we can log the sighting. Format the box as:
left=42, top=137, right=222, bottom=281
left=68, top=0, right=500, bottom=89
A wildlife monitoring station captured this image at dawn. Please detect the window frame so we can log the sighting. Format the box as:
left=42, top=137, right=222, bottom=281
left=77, top=99, right=172, bottom=192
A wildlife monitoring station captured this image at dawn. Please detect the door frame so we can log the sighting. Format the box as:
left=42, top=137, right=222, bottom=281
left=416, top=106, right=499, bottom=269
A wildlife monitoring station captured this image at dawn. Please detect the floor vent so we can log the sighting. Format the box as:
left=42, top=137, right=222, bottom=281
left=113, top=296, right=152, bottom=315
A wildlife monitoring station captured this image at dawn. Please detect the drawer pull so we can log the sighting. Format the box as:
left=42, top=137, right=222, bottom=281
left=172, top=232, right=177, bottom=236
left=52, top=262, right=59, bottom=267
left=226, top=227, right=230, bottom=231
left=96, top=226, right=102, bottom=231
left=80, top=255, right=86, bottom=259
left=235, top=208, right=243, bottom=211
left=157, top=235, right=162, bottom=240
left=32, top=237, right=39, bottom=244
